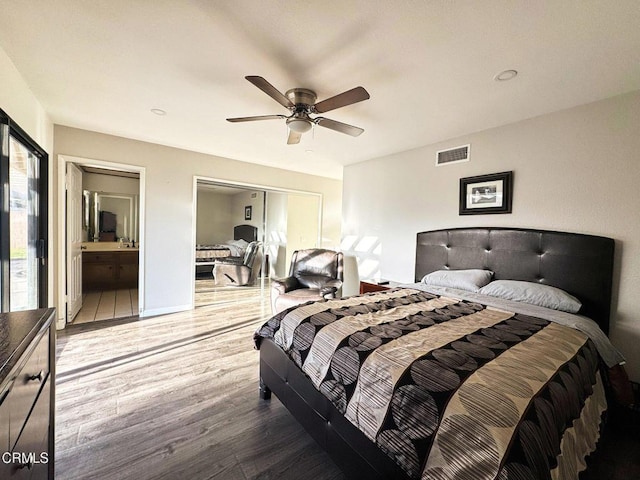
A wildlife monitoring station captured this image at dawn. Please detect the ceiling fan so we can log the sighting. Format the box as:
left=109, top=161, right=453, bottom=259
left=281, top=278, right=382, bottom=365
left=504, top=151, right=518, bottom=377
left=227, top=76, right=370, bottom=144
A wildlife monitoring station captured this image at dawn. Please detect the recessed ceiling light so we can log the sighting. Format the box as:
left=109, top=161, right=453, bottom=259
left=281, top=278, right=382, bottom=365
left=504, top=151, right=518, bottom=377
left=494, top=69, right=518, bottom=81
left=305, top=149, right=314, bottom=154
left=150, top=108, right=166, bottom=116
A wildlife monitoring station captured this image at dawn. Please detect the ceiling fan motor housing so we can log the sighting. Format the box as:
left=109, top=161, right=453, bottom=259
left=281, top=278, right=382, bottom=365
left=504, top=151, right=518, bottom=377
left=285, top=88, right=317, bottom=110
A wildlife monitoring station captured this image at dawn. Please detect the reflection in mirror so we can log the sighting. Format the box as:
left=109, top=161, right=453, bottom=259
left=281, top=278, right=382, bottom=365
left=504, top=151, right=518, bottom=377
left=84, top=190, right=139, bottom=242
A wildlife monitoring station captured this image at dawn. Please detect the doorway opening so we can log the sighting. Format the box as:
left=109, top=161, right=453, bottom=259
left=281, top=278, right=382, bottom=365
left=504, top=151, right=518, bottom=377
left=193, top=177, right=322, bottom=310
left=57, top=155, right=145, bottom=328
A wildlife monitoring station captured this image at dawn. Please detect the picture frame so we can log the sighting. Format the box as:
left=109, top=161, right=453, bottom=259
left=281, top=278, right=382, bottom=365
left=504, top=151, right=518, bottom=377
left=459, top=171, right=513, bottom=215
left=244, top=205, right=252, bottom=220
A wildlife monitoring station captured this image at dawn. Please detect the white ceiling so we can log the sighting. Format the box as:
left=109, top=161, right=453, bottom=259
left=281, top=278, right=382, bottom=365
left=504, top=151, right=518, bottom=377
left=1, top=1, right=639, bottom=179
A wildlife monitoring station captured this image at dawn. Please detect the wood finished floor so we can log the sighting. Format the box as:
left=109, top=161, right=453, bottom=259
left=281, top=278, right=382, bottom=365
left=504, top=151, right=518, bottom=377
left=55, top=283, right=345, bottom=480
left=194, top=277, right=268, bottom=309
left=56, top=282, right=639, bottom=480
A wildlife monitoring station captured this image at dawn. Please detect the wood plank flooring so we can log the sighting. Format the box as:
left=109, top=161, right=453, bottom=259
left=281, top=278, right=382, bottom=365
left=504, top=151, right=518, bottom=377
left=56, top=283, right=640, bottom=480
left=194, top=277, right=267, bottom=308
left=55, top=285, right=344, bottom=480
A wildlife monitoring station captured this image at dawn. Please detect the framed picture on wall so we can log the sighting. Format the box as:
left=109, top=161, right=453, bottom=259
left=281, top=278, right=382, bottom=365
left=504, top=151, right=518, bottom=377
left=245, top=205, right=252, bottom=220
left=459, top=171, right=513, bottom=215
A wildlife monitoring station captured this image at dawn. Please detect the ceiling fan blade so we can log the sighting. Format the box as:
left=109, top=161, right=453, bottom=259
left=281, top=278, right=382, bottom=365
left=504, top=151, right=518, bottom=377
left=245, top=76, right=294, bottom=109
left=287, top=130, right=302, bottom=145
left=315, top=117, right=364, bottom=137
left=226, top=114, right=286, bottom=122
left=313, top=86, right=370, bottom=113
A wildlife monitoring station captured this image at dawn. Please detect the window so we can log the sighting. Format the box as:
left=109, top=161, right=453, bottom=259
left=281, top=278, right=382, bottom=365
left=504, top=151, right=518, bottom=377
left=0, top=109, right=48, bottom=312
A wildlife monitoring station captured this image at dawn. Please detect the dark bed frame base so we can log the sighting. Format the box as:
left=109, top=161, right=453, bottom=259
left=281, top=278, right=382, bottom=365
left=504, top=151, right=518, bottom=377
left=259, top=338, right=409, bottom=480
left=259, top=227, right=616, bottom=479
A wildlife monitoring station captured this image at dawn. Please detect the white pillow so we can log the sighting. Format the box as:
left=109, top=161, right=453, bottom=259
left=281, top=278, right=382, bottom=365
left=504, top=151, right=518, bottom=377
left=421, top=269, right=493, bottom=292
left=228, top=239, right=249, bottom=248
left=478, top=280, right=582, bottom=313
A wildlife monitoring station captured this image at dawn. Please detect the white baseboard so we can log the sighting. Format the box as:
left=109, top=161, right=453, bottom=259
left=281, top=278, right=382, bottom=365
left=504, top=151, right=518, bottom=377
left=140, top=304, right=192, bottom=318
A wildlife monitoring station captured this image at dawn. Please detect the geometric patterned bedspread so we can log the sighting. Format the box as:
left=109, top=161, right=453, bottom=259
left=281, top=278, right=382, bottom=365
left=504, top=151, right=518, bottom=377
left=255, top=288, right=607, bottom=480
left=195, top=245, right=231, bottom=261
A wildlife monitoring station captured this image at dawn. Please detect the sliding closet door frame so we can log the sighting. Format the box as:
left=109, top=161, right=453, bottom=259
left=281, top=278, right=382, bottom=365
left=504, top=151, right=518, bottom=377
left=191, top=175, right=323, bottom=309
left=0, top=108, right=49, bottom=312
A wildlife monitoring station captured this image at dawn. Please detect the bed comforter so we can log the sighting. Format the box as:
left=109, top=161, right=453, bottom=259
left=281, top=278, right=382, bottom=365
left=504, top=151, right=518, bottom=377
left=255, top=288, right=610, bottom=480
left=195, top=245, right=231, bottom=261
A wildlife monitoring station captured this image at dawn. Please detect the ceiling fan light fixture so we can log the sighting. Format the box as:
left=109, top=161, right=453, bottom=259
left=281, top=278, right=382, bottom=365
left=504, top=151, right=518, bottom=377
left=287, top=117, right=312, bottom=133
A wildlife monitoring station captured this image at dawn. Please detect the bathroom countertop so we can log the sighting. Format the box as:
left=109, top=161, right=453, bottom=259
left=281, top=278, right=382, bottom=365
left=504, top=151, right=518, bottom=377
left=81, top=242, right=139, bottom=252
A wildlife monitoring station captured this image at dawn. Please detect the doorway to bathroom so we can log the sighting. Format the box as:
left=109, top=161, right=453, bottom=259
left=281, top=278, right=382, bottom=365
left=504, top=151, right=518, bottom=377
left=59, top=155, right=145, bottom=326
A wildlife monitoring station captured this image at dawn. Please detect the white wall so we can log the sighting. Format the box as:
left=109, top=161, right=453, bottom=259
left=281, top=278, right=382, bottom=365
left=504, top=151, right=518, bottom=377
left=0, top=45, right=54, bottom=305
left=53, top=126, right=343, bottom=318
left=0, top=47, right=53, bottom=153
left=342, top=90, right=640, bottom=382
left=196, top=190, right=233, bottom=245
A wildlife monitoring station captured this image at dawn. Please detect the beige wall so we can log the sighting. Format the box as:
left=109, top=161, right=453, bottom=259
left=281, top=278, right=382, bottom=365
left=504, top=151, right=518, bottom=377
left=286, top=194, right=321, bottom=268
left=54, top=125, right=343, bottom=318
left=230, top=190, right=264, bottom=241
left=342, top=90, right=640, bottom=382
left=196, top=190, right=233, bottom=245
left=265, top=192, right=288, bottom=278
left=83, top=172, right=140, bottom=195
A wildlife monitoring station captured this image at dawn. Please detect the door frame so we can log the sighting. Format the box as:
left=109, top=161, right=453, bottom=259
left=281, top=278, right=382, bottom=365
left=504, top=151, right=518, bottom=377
left=192, top=176, right=323, bottom=309
left=57, top=154, right=146, bottom=329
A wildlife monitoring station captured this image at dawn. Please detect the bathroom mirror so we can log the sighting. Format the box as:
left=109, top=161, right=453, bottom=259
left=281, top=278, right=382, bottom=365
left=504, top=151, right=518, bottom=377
left=84, top=190, right=139, bottom=242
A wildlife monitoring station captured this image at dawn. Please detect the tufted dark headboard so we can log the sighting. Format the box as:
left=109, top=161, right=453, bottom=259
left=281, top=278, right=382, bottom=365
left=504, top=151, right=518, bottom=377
left=415, top=227, right=615, bottom=334
left=234, top=224, right=258, bottom=243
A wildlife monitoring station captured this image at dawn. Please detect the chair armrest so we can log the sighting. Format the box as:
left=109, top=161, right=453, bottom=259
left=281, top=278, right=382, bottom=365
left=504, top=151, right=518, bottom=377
left=216, top=256, right=244, bottom=265
left=320, top=279, right=343, bottom=298
left=271, top=276, right=300, bottom=294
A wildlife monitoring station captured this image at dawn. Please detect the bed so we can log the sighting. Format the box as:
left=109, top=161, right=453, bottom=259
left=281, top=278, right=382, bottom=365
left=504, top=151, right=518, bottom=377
left=195, top=224, right=257, bottom=275
left=254, top=227, right=628, bottom=479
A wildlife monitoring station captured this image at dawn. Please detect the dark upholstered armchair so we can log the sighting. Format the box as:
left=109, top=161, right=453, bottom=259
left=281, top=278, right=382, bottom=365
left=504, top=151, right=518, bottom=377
left=271, top=248, right=344, bottom=314
left=213, top=241, right=263, bottom=286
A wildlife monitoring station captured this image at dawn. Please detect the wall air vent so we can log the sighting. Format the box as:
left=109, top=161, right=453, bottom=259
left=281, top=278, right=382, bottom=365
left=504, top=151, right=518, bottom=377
left=436, top=144, right=470, bottom=166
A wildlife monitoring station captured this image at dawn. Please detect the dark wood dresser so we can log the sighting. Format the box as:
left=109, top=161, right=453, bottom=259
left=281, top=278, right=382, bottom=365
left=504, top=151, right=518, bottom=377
left=0, top=308, right=55, bottom=479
